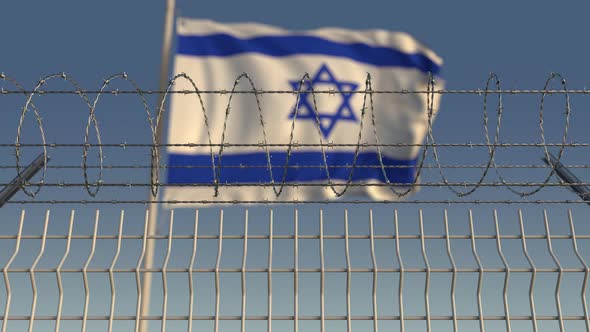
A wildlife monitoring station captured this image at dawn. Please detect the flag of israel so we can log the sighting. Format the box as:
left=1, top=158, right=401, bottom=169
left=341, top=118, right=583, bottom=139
left=164, top=18, right=443, bottom=203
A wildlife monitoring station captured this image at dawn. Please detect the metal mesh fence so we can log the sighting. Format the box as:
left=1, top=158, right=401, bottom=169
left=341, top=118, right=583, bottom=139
left=2, top=73, right=590, bottom=331
left=2, top=208, right=590, bottom=332
left=0, top=72, right=586, bottom=204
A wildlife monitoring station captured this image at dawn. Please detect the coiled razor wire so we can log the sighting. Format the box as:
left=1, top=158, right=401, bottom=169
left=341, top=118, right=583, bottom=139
left=0, top=72, right=584, bottom=203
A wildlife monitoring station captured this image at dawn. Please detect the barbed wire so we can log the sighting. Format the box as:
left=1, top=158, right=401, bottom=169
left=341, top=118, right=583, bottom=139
left=1, top=71, right=584, bottom=203
left=2, top=143, right=589, bottom=147
left=1, top=163, right=589, bottom=169
left=2, top=89, right=590, bottom=94
left=6, top=181, right=590, bottom=187
left=3, top=200, right=590, bottom=204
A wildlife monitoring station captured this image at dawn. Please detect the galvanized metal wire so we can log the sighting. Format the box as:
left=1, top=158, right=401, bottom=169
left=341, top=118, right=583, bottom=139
left=0, top=72, right=587, bottom=203
left=0, top=208, right=588, bottom=331
left=2, top=73, right=590, bottom=331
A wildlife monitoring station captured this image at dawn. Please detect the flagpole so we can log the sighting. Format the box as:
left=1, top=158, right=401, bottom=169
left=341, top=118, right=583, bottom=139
left=141, top=0, right=176, bottom=331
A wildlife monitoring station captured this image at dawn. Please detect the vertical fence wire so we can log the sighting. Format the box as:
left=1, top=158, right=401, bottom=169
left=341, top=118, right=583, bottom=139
left=81, top=211, right=98, bottom=332
left=135, top=211, right=149, bottom=332
left=494, top=210, right=511, bottom=332
left=444, top=210, right=458, bottom=332
left=344, top=209, right=352, bottom=332
left=268, top=210, right=273, bottom=332
left=293, top=209, right=299, bottom=332
left=214, top=211, right=223, bottom=332
left=188, top=210, right=198, bottom=332
left=519, top=210, right=538, bottom=332
left=394, top=210, right=405, bottom=332
left=469, top=211, right=485, bottom=332
left=419, top=210, right=431, bottom=332
left=569, top=210, right=590, bottom=331
left=369, top=210, right=378, bottom=332
left=1, top=208, right=590, bottom=330
left=319, top=210, right=325, bottom=332
left=107, top=211, right=124, bottom=332
left=544, top=210, right=564, bottom=332
left=2, top=211, right=24, bottom=332
left=28, top=211, right=49, bottom=332
left=161, top=211, right=174, bottom=332
left=241, top=210, right=248, bottom=332
left=55, top=211, right=74, bottom=332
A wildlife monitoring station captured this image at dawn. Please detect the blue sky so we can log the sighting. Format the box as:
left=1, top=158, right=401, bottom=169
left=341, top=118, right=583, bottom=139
left=4, top=0, right=590, bottom=84
left=1, top=1, right=590, bottom=331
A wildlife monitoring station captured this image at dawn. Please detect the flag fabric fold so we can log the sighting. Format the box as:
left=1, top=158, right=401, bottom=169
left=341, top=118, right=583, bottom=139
left=164, top=18, right=443, bottom=203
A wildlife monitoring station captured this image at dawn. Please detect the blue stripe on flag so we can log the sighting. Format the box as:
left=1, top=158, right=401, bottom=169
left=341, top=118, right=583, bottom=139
left=167, top=151, right=417, bottom=184
left=177, top=34, right=441, bottom=75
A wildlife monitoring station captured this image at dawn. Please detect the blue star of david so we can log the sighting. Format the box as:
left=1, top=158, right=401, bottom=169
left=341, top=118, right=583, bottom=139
left=288, top=64, right=359, bottom=138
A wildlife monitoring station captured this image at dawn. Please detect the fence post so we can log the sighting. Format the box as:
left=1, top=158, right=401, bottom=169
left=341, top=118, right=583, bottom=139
left=140, top=0, right=176, bottom=331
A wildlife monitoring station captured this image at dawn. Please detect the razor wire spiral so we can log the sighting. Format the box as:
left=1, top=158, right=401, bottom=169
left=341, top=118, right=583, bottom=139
left=0, top=71, right=584, bottom=204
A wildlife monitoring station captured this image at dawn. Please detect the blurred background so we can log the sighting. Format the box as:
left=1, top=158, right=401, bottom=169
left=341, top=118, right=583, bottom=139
left=1, top=0, right=590, bottom=331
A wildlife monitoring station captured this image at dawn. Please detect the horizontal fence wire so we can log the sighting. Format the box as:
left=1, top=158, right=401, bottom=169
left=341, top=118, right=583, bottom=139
left=0, top=208, right=589, bottom=332
left=0, top=72, right=588, bottom=203
left=2, top=72, right=590, bottom=331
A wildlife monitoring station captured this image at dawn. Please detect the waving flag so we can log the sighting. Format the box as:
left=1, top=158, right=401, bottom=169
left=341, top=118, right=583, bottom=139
left=164, top=18, right=443, bottom=203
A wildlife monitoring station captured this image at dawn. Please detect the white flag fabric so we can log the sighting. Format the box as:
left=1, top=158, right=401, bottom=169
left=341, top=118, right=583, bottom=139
left=164, top=18, right=443, bottom=203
